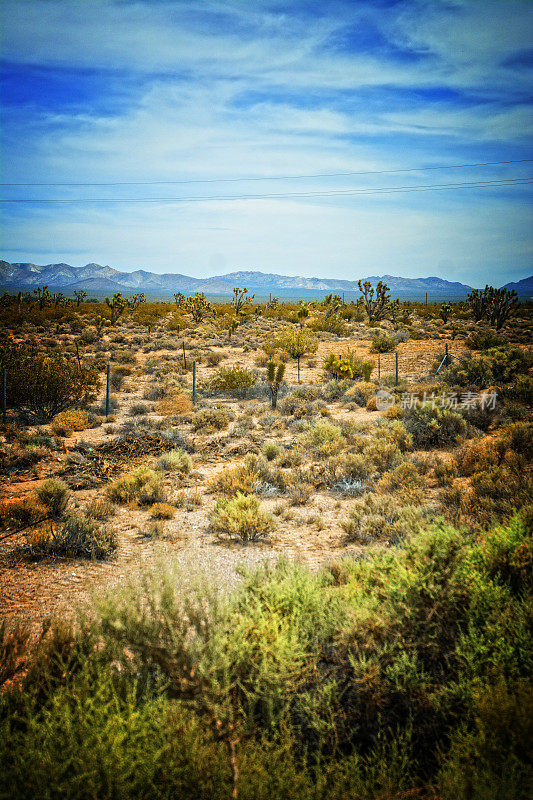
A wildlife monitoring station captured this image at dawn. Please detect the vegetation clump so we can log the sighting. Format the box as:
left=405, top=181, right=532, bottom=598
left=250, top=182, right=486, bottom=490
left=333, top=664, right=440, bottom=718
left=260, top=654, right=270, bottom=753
left=107, top=466, right=166, bottom=506
left=209, top=366, right=257, bottom=392
left=209, top=491, right=275, bottom=541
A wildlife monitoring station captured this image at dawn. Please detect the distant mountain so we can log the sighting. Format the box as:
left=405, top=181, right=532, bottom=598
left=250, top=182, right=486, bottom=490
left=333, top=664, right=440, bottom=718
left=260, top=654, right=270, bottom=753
left=0, top=259, right=524, bottom=300
left=502, top=275, right=533, bottom=298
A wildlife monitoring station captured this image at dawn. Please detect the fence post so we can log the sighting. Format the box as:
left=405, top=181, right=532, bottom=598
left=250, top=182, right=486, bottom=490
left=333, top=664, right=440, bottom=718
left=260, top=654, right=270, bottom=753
left=378, top=354, right=380, bottom=380
left=395, top=351, right=399, bottom=386
left=192, top=360, right=197, bottom=406
left=445, top=343, right=449, bottom=368
left=2, top=368, right=6, bottom=424
left=182, top=341, right=187, bottom=370
left=105, top=364, right=111, bottom=417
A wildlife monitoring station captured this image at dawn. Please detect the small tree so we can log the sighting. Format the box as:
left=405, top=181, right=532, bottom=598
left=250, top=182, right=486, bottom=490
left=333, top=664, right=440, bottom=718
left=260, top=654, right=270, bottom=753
left=105, top=292, right=128, bottom=325
left=184, top=292, right=212, bottom=323
left=466, top=288, right=488, bottom=322
left=272, top=327, right=318, bottom=383
left=485, top=286, right=519, bottom=330
left=439, top=302, right=452, bottom=323
left=74, top=290, right=87, bottom=308
left=358, top=280, right=391, bottom=322
left=297, top=303, right=310, bottom=328
left=34, top=285, right=51, bottom=311
left=232, top=287, right=255, bottom=317
left=266, top=360, right=286, bottom=409
left=129, top=293, right=146, bottom=311
left=173, top=292, right=185, bottom=309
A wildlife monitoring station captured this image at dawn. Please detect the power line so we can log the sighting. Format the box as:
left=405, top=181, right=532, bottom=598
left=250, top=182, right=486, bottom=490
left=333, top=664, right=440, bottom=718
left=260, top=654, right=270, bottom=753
left=1, top=159, right=532, bottom=187
left=0, top=177, right=531, bottom=203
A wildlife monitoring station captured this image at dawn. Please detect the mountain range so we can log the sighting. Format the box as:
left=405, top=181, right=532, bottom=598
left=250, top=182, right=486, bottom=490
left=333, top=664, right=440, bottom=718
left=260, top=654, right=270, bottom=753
left=0, top=260, right=531, bottom=300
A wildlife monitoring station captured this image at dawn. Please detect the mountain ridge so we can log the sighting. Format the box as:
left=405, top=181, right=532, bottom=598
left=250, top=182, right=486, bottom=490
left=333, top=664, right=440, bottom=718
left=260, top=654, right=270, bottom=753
left=1, top=260, right=531, bottom=299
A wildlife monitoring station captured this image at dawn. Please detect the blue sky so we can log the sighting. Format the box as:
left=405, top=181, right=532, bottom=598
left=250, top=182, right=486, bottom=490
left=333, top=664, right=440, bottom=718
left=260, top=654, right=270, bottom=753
left=1, top=0, right=532, bottom=285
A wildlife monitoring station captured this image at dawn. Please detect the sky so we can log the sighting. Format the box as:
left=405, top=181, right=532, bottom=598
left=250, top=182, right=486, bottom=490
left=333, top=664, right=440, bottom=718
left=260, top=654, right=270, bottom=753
left=0, top=0, right=532, bottom=286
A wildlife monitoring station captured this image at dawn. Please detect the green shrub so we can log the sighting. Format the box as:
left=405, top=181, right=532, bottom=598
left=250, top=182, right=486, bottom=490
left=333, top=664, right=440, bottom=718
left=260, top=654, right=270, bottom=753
left=404, top=402, right=467, bottom=448
left=28, top=513, right=117, bottom=559
left=341, top=492, right=424, bottom=543
left=209, top=492, right=275, bottom=541
left=323, top=351, right=374, bottom=381
left=370, top=333, right=397, bottom=353
left=0, top=338, right=99, bottom=421
left=191, top=408, right=230, bottom=432
left=209, top=366, right=257, bottom=391
left=465, top=328, right=507, bottom=350
left=262, top=441, right=281, bottom=461
left=35, top=479, right=69, bottom=517
left=443, top=346, right=532, bottom=388
left=298, top=420, right=345, bottom=458
left=157, top=448, right=192, bottom=473
left=107, top=466, right=166, bottom=506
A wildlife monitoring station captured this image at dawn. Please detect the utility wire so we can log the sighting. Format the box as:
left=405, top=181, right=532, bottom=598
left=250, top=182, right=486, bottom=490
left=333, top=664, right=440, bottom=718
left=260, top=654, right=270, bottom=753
left=0, top=177, right=531, bottom=203
left=2, top=158, right=533, bottom=187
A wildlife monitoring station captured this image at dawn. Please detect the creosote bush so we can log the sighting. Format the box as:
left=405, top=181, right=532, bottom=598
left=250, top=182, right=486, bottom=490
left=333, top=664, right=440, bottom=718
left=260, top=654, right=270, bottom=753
left=209, top=491, right=275, bottom=541
left=191, top=408, right=230, bottom=432
left=209, top=366, right=257, bottom=392
left=36, top=478, right=69, bottom=517
left=404, top=402, right=467, bottom=448
left=107, top=466, right=166, bottom=506
left=342, top=492, right=424, bottom=543
left=157, top=448, right=192, bottom=473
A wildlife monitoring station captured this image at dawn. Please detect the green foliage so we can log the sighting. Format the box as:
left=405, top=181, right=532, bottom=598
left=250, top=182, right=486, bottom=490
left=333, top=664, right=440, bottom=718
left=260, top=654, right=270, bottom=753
left=323, top=351, right=375, bottom=381
left=404, top=402, right=467, bottom=448
left=370, top=332, right=397, bottom=353
left=210, top=492, right=275, bottom=541
left=298, top=420, right=345, bottom=458
left=358, top=279, right=392, bottom=322
left=157, top=448, right=192, bottom=473
left=341, top=492, right=424, bottom=543
left=191, top=408, right=230, bottom=431
left=266, top=359, right=286, bottom=408
left=440, top=302, right=452, bottom=323
left=29, top=513, right=117, bottom=559
left=107, top=466, right=166, bottom=506
left=0, top=339, right=99, bottom=421
left=210, top=366, right=257, bottom=391
left=272, top=327, right=318, bottom=360
left=465, top=328, right=506, bottom=350
left=443, top=346, right=532, bottom=388
left=184, top=292, right=212, bottom=323
left=36, top=478, right=69, bottom=517
left=467, top=285, right=519, bottom=329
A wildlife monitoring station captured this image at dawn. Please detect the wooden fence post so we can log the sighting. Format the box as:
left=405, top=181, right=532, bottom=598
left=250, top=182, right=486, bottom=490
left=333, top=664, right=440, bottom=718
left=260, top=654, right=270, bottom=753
left=192, top=361, right=197, bottom=406
left=105, top=364, right=111, bottom=417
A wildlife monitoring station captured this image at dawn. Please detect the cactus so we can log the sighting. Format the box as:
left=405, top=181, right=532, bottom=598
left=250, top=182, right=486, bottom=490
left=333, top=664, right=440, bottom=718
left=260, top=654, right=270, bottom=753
left=297, top=303, right=310, bottom=328
left=466, top=288, right=488, bottom=322
left=228, top=318, right=239, bottom=339
left=485, top=286, right=519, bottom=330
left=173, top=292, right=185, bottom=308
left=439, top=302, right=452, bottom=323
left=266, top=360, right=286, bottom=408
left=73, top=290, right=87, bottom=307
left=183, top=292, right=212, bottom=323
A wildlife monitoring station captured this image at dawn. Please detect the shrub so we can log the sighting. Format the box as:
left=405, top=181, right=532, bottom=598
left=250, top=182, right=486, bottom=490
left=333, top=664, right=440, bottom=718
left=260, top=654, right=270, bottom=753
left=0, top=496, right=48, bottom=530
left=465, top=328, right=506, bottom=350
left=262, top=441, right=281, bottom=461
left=36, top=479, right=69, bottom=517
left=191, top=408, right=230, bottom=432
left=107, top=466, right=166, bottom=506
left=298, top=420, right=345, bottom=458
left=156, top=393, right=193, bottom=416
left=209, top=492, right=275, bottom=541
left=28, top=513, right=117, bottom=559
left=209, top=366, right=257, bottom=392
left=150, top=502, right=176, bottom=520
left=443, top=346, right=532, bottom=388
left=85, top=498, right=116, bottom=520
left=323, top=351, right=374, bottom=381
left=341, top=492, right=424, bottom=543
left=404, top=403, right=467, bottom=448
left=0, top=339, right=99, bottom=421
left=51, top=409, right=90, bottom=437
left=370, top=333, right=397, bottom=353
left=288, top=480, right=314, bottom=506
left=157, top=448, right=192, bottom=473
left=206, top=351, right=223, bottom=367
left=377, top=461, right=426, bottom=503
left=207, top=463, right=259, bottom=495
left=344, top=381, right=375, bottom=407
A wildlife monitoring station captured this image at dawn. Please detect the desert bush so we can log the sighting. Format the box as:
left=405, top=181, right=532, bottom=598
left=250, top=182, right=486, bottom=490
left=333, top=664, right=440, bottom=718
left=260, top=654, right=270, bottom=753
left=370, top=332, right=397, bottom=353
left=107, top=466, right=166, bottom=506
left=51, top=409, right=90, bottom=437
left=26, top=513, right=117, bottom=559
left=191, top=408, right=230, bottom=432
left=298, top=420, right=345, bottom=458
left=404, top=402, right=467, bottom=448
left=323, top=351, right=374, bottom=381
left=174, top=488, right=202, bottom=510
left=208, top=462, right=259, bottom=495
left=206, top=351, right=223, bottom=367
left=364, top=439, right=401, bottom=474
left=0, top=496, right=48, bottom=530
left=85, top=498, right=116, bottom=520
left=344, top=381, right=376, bottom=407
left=341, top=492, right=425, bottom=543
left=377, top=460, right=426, bottom=503
left=288, top=480, right=314, bottom=506
left=465, top=328, right=506, bottom=350
left=150, top=502, right=176, bottom=520
left=0, top=339, right=99, bottom=421
left=110, top=370, right=125, bottom=391
left=128, top=403, right=150, bottom=417
left=262, top=441, right=281, bottom=461
left=209, top=366, right=257, bottom=392
left=36, top=479, right=69, bottom=517
left=209, top=492, right=275, bottom=541
left=113, top=349, right=136, bottom=364
left=157, top=448, right=192, bottom=473
left=143, top=385, right=164, bottom=401
left=157, top=393, right=193, bottom=416
left=443, top=346, right=532, bottom=388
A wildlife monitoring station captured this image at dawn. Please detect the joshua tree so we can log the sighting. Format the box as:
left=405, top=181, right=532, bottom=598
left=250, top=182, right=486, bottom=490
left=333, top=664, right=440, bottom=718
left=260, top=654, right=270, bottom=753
left=184, top=292, right=212, bottom=323
left=266, top=360, right=286, bottom=409
left=34, top=285, right=51, bottom=311
left=228, top=318, right=239, bottom=339
left=466, top=288, right=488, bottom=322
left=129, top=293, right=146, bottom=311
left=357, top=280, right=391, bottom=323
left=105, top=292, right=129, bottom=325
left=173, top=292, right=185, bottom=309
left=439, top=302, right=452, bottom=323
left=297, top=303, right=310, bottom=328
left=485, top=286, right=518, bottom=330
left=232, top=287, right=255, bottom=317
left=74, top=290, right=87, bottom=307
